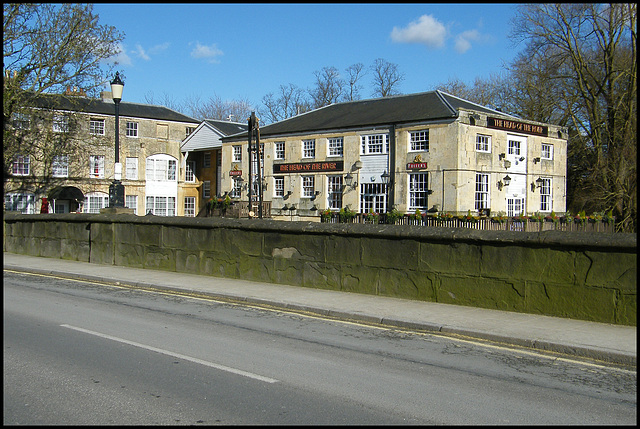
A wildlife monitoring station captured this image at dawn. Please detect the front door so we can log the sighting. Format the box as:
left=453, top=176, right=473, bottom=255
left=505, top=134, right=528, bottom=215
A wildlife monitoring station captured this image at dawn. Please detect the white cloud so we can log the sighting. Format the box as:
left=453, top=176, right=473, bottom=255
left=149, top=42, right=170, bottom=55
left=390, top=14, right=447, bottom=49
left=134, top=44, right=150, bottom=61
left=107, top=42, right=132, bottom=66
left=190, top=42, right=223, bottom=63
left=454, top=29, right=490, bottom=54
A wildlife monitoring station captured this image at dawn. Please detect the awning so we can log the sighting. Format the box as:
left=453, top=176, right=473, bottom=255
left=48, top=186, right=85, bottom=202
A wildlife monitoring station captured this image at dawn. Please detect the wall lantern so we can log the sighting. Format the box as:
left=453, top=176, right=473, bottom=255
left=311, top=190, right=320, bottom=201
left=533, top=157, right=541, bottom=164
left=344, top=172, right=357, bottom=189
left=381, top=170, right=390, bottom=185
left=498, top=175, right=511, bottom=191
left=535, top=177, right=544, bottom=189
left=499, top=153, right=506, bottom=160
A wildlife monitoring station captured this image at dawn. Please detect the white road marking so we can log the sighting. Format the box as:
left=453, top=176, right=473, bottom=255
left=60, top=324, right=279, bottom=383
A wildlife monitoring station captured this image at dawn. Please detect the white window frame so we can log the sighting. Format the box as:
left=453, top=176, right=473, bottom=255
left=360, top=183, right=387, bottom=213
left=508, top=139, right=521, bottom=155
left=184, top=196, right=196, bottom=217
left=274, top=176, right=284, bottom=197
left=126, top=121, right=138, bottom=137
left=185, top=161, right=195, bottom=183
left=361, top=134, right=389, bottom=155
left=52, top=155, right=69, bottom=178
left=408, top=172, right=429, bottom=211
left=85, top=193, right=109, bottom=213
left=53, top=115, right=69, bottom=133
left=89, top=155, right=105, bottom=178
left=145, top=196, right=176, bottom=216
left=231, top=177, right=243, bottom=198
left=541, top=144, right=553, bottom=160
left=410, top=130, right=429, bottom=152
left=125, top=195, right=138, bottom=215
left=476, top=134, right=491, bottom=153
left=233, top=146, right=242, bottom=162
left=145, top=155, right=177, bottom=182
left=328, top=137, right=343, bottom=157
left=126, top=157, right=138, bottom=180
left=507, top=198, right=525, bottom=217
left=4, top=193, right=35, bottom=214
left=89, top=118, right=105, bottom=135
left=12, top=112, right=30, bottom=130
left=12, top=155, right=30, bottom=176
left=540, top=177, right=552, bottom=212
left=302, top=176, right=315, bottom=198
left=474, top=173, right=490, bottom=210
left=274, top=141, right=285, bottom=160
left=327, top=175, right=343, bottom=210
left=302, top=140, right=316, bottom=159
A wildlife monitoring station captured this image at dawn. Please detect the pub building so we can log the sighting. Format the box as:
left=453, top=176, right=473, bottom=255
left=220, top=90, right=567, bottom=221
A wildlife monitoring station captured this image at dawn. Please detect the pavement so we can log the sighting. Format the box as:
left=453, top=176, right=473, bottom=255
left=3, top=252, right=636, bottom=368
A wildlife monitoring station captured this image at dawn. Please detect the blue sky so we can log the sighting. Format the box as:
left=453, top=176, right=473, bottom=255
left=93, top=3, right=521, bottom=112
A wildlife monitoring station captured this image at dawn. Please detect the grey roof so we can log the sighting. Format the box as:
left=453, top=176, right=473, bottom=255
left=222, top=90, right=510, bottom=142
left=203, top=119, right=247, bottom=136
left=27, top=93, right=200, bottom=124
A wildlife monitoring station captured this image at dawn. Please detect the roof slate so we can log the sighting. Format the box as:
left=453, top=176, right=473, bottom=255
left=204, top=119, right=248, bottom=136
left=222, top=90, right=510, bottom=141
left=27, top=93, right=200, bottom=124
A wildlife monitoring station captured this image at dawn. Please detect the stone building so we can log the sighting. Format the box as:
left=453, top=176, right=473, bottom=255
left=5, top=90, right=200, bottom=215
left=220, top=91, right=568, bottom=220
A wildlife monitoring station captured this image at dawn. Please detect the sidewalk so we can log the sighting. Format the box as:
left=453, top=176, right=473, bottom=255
left=3, top=252, right=636, bottom=367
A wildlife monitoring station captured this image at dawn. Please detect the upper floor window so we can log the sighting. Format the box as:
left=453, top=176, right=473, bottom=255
left=410, top=130, right=429, bottom=152
left=145, top=154, right=177, bottom=182
left=328, top=137, right=343, bottom=157
left=186, top=126, right=196, bottom=138
left=52, top=155, right=68, bottom=178
left=12, top=112, right=30, bottom=130
left=12, top=155, right=30, bottom=176
left=126, top=157, right=138, bottom=180
left=203, top=152, right=211, bottom=168
left=361, top=134, right=389, bottom=155
left=89, top=155, right=105, bottom=178
left=541, top=143, right=553, bottom=160
left=476, top=134, right=491, bottom=153
left=156, top=124, right=168, bottom=139
left=274, top=141, right=285, bottom=160
left=89, top=118, right=105, bottom=135
left=508, top=139, right=521, bottom=156
left=126, top=121, right=138, bottom=137
left=233, top=145, right=242, bottom=162
left=185, top=161, right=195, bottom=182
left=302, top=139, right=315, bottom=159
left=53, top=115, right=69, bottom=133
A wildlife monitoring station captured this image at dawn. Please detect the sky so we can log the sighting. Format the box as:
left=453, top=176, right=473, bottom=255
left=92, top=3, right=522, bottom=115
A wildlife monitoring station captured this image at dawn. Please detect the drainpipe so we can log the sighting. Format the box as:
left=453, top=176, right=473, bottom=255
left=388, top=124, right=396, bottom=210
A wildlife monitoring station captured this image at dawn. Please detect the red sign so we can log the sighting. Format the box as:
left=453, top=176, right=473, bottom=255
left=229, top=170, right=242, bottom=176
left=407, top=162, right=428, bottom=170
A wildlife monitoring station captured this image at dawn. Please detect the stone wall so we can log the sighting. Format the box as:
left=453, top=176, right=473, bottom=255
left=4, top=212, right=636, bottom=325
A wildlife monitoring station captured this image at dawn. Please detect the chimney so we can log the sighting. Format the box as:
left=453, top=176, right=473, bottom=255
left=101, top=91, right=113, bottom=102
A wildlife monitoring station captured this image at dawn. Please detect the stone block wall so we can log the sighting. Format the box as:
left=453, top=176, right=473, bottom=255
left=4, top=212, right=636, bottom=325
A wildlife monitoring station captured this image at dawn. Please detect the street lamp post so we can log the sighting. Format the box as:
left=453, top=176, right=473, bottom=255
left=109, top=72, right=125, bottom=208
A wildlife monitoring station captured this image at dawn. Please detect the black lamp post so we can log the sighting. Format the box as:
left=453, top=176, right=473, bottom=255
left=109, top=72, right=125, bottom=208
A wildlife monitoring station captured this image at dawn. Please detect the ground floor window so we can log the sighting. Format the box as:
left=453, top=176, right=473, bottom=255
left=539, top=178, right=552, bottom=212
left=125, top=195, right=138, bottom=215
left=408, top=173, right=429, bottom=211
left=84, top=193, right=109, bottom=213
left=184, top=197, right=195, bottom=217
left=475, top=173, right=490, bottom=210
left=327, top=175, right=343, bottom=209
left=507, top=198, right=525, bottom=217
left=4, top=193, right=35, bottom=213
left=146, top=196, right=176, bottom=216
left=360, top=183, right=387, bottom=213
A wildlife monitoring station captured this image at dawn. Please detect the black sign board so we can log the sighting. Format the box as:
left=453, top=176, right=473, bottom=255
left=273, top=160, right=344, bottom=174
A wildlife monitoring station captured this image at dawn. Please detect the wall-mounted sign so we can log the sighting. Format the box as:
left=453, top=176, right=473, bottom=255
left=407, top=162, right=428, bottom=170
left=273, top=160, right=344, bottom=174
left=487, top=117, right=548, bottom=137
left=229, top=170, right=243, bottom=176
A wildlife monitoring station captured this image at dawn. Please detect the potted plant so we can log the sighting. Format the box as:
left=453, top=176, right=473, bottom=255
left=385, top=208, right=402, bottom=224
left=338, top=207, right=356, bottom=223
left=321, top=208, right=333, bottom=222
left=365, top=209, right=380, bottom=224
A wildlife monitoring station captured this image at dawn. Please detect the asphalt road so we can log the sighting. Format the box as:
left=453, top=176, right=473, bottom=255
left=3, top=271, right=636, bottom=425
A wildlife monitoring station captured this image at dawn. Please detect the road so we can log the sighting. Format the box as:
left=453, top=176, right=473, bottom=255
left=3, top=270, right=636, bottom=425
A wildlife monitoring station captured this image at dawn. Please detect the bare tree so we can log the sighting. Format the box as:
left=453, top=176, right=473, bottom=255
left=309, top=66, right=344, bottom=109
left=370, top=58, right=404, bottom=97
left=344, top=62, right=366, bottom=101
left=511, top=3, right=637, bottom=232
left=143, top=91, right=185, bottom=113
left=182, top=93, right=253, bottom=122
left=4, top=3, right=124, bottom=186
left=259, top=83, right=311, bottom=124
